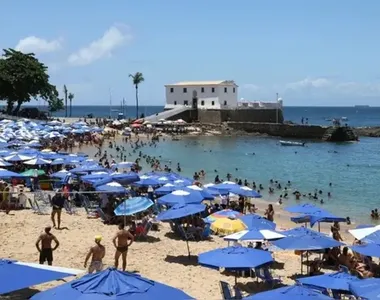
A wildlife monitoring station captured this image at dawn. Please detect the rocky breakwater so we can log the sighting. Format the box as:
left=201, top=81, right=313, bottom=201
left=354, top=127, right=380, bottom=137
left=226, top=122, right=327, bottom=139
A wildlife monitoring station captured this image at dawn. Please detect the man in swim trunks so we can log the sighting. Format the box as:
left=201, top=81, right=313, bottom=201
left=35, top=226, right=60, bottom=265
left=84, top=235, right=105, bottom=273
left=112, top=223, right=134, bottom=271
left=51, top=192, right=65, bottom=229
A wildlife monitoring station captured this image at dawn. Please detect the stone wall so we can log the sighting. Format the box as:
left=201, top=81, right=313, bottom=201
left=227, top=122, right=328, bottom=139
left=197, top=109, right=283, bottom=124
left=166, top=109, right=197, bottom=123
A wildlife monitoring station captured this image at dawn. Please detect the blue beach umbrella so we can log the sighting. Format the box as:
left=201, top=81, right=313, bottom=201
left=183, top=185, right=214, bottom=200
left=272, top=227, right=344, bottom=250
left=157, top=189, right=203, bottom=206
left=112, top=161, right=135, bottom=169
left=172, top=178, right=193, bottom=186
left=51, top=158, right=66, bottom=165
left=156, top=203, right=206, bottom=221
left=31, top=267, right=193, bottom=300
left=239, top=214, right=276, bottom=230
left=50, top=170, right=71, bottom=180
left=210, top=181, right=240, bottom=191
left=114, top=197, right=154, bottom=216
left=350, top=243, right=380, bottom=257
left=0, top=259, right=83, bottom=295
left=0, top=168, right=25, bottom=178
left=155, top=183, right=177, bottom=195
left=96, top=182, right=128, bottom=194
left=4, top=153, right=34, bottom=162
left=198, top=246, right=273, bottom=284
left=24, top=157, right=52, bottom=165
left=204, top=187, right=229, bottom=196
left=70, top=164, right=106, bottom=173
left=224, top=229, right=285, bottom=242
left=230, top=186, right=262, bottom=198
left=349, top=278, right=380, bottom=299
left=297, top=271, right=360, bottom=292
left=291, top=210, right=346, bottom=227
left=81, top=172, right=110, bottom=182
left=245, top=284, right=333, bottom=299
left=133, top=177, right=160, bottom=187
left=0, top=159, right=12, bottom=167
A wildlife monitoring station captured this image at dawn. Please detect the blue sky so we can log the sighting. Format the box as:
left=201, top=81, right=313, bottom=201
left=1, top=0, right=380, bottom=106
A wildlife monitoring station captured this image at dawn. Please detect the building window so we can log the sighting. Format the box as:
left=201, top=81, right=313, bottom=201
left=224, top=87, right=227, bottom=93
left=201, top=100, right=205, bottom=106
left=183, top=88, right=187, bottom=93
left=211, top=101, right=215, bottom=106
left=201, top=87, right=204, bottom=93
left=211, top=87, right=215, bottom=93
left=184, top=100, right=188, bottom=105
left=233, top=87, right=236, bottom=93
left=170, top=88, right=174, bottom=93
left=174, top=101, right=177, bottom=105
left=224, top=100, right=227, bottom=105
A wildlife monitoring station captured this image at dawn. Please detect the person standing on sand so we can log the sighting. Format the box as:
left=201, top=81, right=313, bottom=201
left=112, top=223, right=134, bottom=271
left=84, top=235, right=105, bottom=273
left=51, top=192, right=65, bottom=229
left=35, top=226, right=60, bottom=265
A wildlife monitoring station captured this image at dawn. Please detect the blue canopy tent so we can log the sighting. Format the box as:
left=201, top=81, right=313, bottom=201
left=272, top=227, right=344, bottom=273
left=0, top=259, right=83, bottom=295
left=291, top=210, right=346, bottom=228
left=199, top=246, right=273, bottom=284
left=349, top=278, right=380, bottom=299
left=31, top=267, right=192, bottom=300
left=157, top=190, right=203, bottom=206
left=114, top=197, right=154, bottom=216
left=297, top=271, right=360, bottom=292
left=285, top=204, right=320, bottom=214
left=111, top=172, right=140, bottom=184
left=244, top=284, right=333, bottom=299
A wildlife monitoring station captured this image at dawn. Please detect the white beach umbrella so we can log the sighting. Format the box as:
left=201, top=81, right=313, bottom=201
left=349, top=225, right=380, bottom=241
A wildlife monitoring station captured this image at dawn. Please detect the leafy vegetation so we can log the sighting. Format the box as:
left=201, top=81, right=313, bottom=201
left=0, top=48, right=60, bottom=115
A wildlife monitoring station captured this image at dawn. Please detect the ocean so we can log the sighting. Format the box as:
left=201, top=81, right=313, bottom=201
left=60, top=106, right=380, bottom=223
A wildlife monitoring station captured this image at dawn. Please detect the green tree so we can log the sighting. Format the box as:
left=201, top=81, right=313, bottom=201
left=0, top=48, right=58, bottom=115
left=48, top=96, right=64, bottom=113
left=68, top=92, right=74, bottom=117
left=129, top=72, right=144, bottom=119
left=63, top=84, right=68, bottom=117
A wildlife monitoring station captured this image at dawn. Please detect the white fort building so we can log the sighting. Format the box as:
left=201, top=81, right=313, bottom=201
left=164, top=80, right=238, bottom=110
left=164, top=80, right=282, bottom=110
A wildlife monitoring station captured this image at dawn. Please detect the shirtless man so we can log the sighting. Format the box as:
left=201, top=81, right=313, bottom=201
left=51, top=192, right=65, bottom=229
left=84, top=235, right=105, bottom=273
left=35, top=226, right=60, bottom=265
left=112, top=223, right=134, bottom=271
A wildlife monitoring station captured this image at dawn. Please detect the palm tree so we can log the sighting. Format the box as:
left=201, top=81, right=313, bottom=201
left=68, top=93, right=74, bottom=117
left=129, top=72, right=144, bottom=119
left=63, top=85, right=68, bottom=117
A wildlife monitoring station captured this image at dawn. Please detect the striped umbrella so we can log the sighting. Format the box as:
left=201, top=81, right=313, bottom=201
left=114, top=197, right=154, bottom=216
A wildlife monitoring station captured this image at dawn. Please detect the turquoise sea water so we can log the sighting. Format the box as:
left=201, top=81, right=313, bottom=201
left=129, top=135, right=380, bottom=224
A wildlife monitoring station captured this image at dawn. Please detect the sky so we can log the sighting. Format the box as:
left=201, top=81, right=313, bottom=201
left=1, top=0, right=380, bottom=106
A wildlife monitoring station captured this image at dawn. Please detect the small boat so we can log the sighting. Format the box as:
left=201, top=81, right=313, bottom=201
left=279, top=140, right=305, bottom=147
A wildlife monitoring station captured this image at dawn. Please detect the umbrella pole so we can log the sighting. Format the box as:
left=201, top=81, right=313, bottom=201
left=301, top=252, right=303, bottom=274
left=186, top=239, right=191, bottom=259
left=306, top=251, right=309, bottom=275
left=318, top=222, right=320, bottom=232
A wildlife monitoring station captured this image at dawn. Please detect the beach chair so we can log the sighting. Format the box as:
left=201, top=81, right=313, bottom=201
left=96, top=208, right=115, bottom=224
left=254, top=267, right=282, bottom=288
left=177, top=225, right=196, bottom=241
left=135, top=222, right=152, bottom=240
left=219, top=281, right=233, bottom=300
left=202, top=223, right=211, bottom=239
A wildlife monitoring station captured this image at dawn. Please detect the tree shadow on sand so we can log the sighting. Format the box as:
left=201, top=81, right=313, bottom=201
left=1, top=287, right=40, bottom=300
left=164, top=255, right=198, bottom=266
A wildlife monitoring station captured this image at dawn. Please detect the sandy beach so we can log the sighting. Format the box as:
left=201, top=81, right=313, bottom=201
left=0, top=195, right=357, bottom=300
